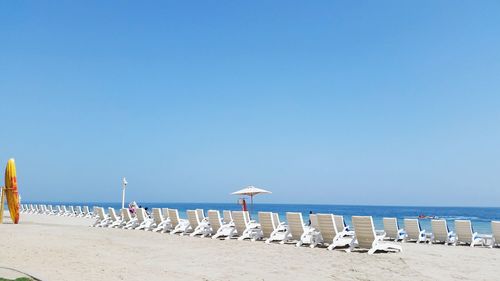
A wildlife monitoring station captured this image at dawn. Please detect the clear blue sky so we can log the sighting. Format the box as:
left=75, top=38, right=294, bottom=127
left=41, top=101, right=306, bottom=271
left=1, top=1, right=499, bottom=206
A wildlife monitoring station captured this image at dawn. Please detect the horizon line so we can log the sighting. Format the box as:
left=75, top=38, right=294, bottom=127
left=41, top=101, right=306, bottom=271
left=19, top=201, right=500, bottom=209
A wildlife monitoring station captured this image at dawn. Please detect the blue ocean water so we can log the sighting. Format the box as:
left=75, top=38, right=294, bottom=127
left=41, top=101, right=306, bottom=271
left=25, top=202, right=500, bottom=234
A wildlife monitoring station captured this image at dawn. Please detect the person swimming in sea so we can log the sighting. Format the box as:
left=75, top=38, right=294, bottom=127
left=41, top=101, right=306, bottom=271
left=418, top=214, right=436, bottom=219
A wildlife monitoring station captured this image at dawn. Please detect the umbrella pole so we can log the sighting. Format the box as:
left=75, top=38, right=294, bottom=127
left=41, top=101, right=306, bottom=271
left=251, top=195, right=253, bottom=218
left=0, top=187, right=4, bottom=224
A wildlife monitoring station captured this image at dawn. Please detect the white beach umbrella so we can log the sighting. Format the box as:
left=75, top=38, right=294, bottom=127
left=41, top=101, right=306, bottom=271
left=231, top=185, right=272, bottom=212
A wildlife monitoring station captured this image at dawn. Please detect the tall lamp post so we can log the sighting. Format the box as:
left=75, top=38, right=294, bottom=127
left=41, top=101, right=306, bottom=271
left=121, top=177, right=128, bottom=209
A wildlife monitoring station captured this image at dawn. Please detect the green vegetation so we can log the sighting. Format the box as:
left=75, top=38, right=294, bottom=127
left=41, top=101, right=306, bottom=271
left=0, top=278, right=33, bottom=281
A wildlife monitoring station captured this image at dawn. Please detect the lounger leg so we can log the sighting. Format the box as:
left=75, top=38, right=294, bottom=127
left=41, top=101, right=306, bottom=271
left=346, top=238, right=356, bottom=253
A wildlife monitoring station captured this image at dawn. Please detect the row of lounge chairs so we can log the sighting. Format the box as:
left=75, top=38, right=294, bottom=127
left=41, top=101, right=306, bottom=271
left=384, top=217, right=500, bottom=247
left=20, top=204, right=95, bottom=218
left=92, top=207, right=403, bottom=254
left=23, top=204, right=500, bottom=252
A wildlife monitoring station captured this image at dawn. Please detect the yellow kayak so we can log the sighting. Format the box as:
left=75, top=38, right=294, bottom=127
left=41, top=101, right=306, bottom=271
left=4, top=159, right=20, bottom=224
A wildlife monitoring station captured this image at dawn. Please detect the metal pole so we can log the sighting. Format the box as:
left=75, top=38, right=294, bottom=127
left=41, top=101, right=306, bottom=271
left=121, top=177, right=128, bottom=210
left=251, top=195, right=253, bottom=218
left=121, top=187, right=125, bottom=209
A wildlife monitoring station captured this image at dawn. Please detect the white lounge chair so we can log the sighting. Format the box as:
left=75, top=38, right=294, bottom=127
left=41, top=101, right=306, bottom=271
left=108, top=208, right=123, bottom=228
left=383, top=217, right=406, bottom=241
left=39, top=205, right=47, bottom=215
left=82, top=206, right=93, bottom=218
left=44, top=205, right=51, bottom=214
left=47, top=205, right=57, bottom=215
left=492, top=221, right=500, bottom=248
left=266, top=213, right=286, bottom=243
left=455, top=220, right=484, bottom=247
left=227, top=211, right=262, bottom=241
left=169, top=209, right=190, bottom=235
left=223, top=210, right=233, bottom=224
left=151, top=208, right=169, bottom=232
left=75, top=206, right=84, bottom=217
left=258, top=212, right=287, bottom=244
left=403, top=219, right=427, bottom=243
left=120, top=208, right=138, bottom=229
left=91, top=206, right=99, bottom=218
left=45, top=205, right=53, bottom=215
left=259, top=212, right=275, bottom=241
left=54, top=205, right=63, bottom=216
left=92, top=207, right=112, bottom=227
left=48, top=205, right=57, bottom=215
left=430, top=219, right=456, bottom=245
left=310, top=214, right=319, bottom=228
left=134, top=208, right=154, bottom=230
left=316, top=213, right=353, bottom=250
left=349, top=216, right=402, bottom=254
left=187, top=210, right=211, bottom=237
left=61, top=206, right=71, bottom=216
left=334, top=215, right=354, bottom=236
left=68, top=206, right=77, bottom=217
left=162, top=208, right=170, bottom=221
left=180, top=210, right=198, bottom=235
left=208, top=210, right=234, bottom=239
left=281, top=212, right=320, bottom=247
left=196, top=209, right=205, bottom=221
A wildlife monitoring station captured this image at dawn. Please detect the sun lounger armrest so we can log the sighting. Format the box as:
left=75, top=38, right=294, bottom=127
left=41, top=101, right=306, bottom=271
left=248, top=222, right=261, bottom=229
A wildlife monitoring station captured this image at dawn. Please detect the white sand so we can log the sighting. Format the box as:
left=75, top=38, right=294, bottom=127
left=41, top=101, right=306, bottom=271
left=1, top=212, right=499, bottom=281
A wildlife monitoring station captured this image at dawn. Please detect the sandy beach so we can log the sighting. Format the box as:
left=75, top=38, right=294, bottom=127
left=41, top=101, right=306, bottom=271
left=0, top=212, right=498, bottom=281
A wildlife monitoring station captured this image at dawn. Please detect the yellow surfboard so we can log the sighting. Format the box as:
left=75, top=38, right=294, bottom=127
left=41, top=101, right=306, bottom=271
left=4, top=159, right=20, bottom=224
